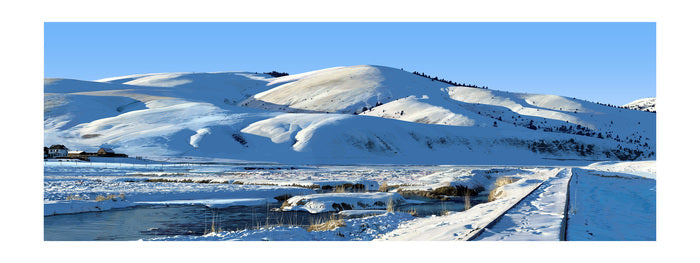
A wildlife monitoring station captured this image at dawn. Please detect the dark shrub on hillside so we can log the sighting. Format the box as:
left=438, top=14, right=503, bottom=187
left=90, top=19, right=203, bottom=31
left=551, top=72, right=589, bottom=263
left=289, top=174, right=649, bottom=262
left=264, top=71, right=289, bottom=77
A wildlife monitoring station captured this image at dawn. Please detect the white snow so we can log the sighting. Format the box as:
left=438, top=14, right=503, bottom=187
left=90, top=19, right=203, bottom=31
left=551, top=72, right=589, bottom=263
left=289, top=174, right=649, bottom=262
left=583, top=160, right=656, bottom=179
left=282, top=192, right=404, bottom=214
left=378, top=168, right=563, bottom=240
left=566, top=167, right=655, bottom=240
left=360, top=95, right=477, bottom=126
left=472, top=168, right=572, bottom=241
left=44, top=159, right=656, bottom=241
left=43, top=162, right=316, bottom=216
left=44, top=64, right=656, bottom=241
left=45, top=65, right=655, bottom=165
left=149, top=212, right=416, bottom=241
left=623, top=97, right=656, bottom=112
left=189, top=128, right=211, bottom=148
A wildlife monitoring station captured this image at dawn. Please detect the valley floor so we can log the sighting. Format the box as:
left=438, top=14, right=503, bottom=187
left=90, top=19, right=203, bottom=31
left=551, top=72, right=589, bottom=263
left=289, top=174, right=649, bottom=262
left=43, top=159, right=655, bottom=241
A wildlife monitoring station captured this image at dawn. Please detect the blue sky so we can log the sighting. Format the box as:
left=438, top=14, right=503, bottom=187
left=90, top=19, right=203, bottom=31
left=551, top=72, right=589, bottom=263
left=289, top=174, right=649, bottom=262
left=44, top=22, right=655, bottom=105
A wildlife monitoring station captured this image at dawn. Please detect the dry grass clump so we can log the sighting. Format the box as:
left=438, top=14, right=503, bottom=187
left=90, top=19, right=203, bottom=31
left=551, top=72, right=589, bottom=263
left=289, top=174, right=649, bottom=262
left=494, top=176, right=516, bottom=188
left=281, top=198, right=305, bottom=210
left=332, top=185, right=347, bottom=193
left=145, top=178, right=228, bottom=184
left=274, top=194, right=293, bottom=203
left=307, top=214, right=346, bottom=232
left=386, top=198, right=395, bottom=213
left=464, top=194, right=471, bottom=211
left=94, top=193, right=126, bottom=202
left=402, top=208, right=417, bottom=216
left=440, top=201, right=450, bottom=216
left=487, top=189, right=502, bottom=202
left=488, top=177, right=517, bottom=202
left=378, top=181, right=389, bottom=192
left=65, top=195, right=83, bottom=201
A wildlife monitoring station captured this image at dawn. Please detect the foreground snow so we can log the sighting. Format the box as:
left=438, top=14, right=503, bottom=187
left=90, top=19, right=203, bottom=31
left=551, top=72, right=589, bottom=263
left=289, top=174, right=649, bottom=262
left=583, top=160, right=656, bottom=179
left=282, top=192, right=405, bottom=213
left=566, top=168, right=656, bottom=240
left=472, top=168, right=572, bottom=241
left=378, top=168, right=564, bottom=241
left=149, top=212, right=416, bottom=241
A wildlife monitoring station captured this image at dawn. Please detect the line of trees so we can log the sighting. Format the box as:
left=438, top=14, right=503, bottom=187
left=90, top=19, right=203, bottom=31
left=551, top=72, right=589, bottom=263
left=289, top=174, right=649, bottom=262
left=411, top=71, right=488, bottom=89
left=264, top=71, right=289, bottom=77
left=595, top=101, right=656, bottom=113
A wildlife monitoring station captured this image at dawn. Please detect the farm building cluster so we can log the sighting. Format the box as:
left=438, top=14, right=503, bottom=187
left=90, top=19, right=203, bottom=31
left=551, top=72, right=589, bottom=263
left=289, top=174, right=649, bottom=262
left=44, top=145, right=127, bottom=161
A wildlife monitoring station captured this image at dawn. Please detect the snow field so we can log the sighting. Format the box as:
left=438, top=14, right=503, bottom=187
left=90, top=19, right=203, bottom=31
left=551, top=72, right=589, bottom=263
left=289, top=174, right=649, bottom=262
left=583, top=160, right=656, bottom=179
left=565, top=168, right=656, bottom=240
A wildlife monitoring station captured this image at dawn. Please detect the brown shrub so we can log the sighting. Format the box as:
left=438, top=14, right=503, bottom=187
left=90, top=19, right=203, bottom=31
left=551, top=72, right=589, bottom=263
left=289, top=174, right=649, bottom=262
left=307, top=214, right=346, bottom=232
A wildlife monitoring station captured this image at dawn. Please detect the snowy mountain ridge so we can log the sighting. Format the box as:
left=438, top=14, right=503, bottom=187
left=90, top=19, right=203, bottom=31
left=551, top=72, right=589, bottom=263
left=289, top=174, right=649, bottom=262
left=623, top=97, right=656, bottom=112
left=44, top=65, right=656, bottom=164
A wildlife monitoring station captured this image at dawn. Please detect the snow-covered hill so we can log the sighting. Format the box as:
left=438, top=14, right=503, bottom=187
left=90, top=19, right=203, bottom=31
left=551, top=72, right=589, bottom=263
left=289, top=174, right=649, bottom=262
left=623, top=97, right=656, bottom=112
left=44, top=65, right=656, bottom=164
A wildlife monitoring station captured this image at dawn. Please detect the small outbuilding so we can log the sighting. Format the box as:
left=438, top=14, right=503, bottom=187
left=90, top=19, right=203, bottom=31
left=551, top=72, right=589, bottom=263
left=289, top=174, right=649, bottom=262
left=97, top=148, right=115, bottom=156
left=47, top=145, right=68, bottom=158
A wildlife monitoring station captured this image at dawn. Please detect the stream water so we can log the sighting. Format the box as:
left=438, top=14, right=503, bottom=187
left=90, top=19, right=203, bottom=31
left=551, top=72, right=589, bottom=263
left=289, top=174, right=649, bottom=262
left=44, top=196, right=484, bottom=241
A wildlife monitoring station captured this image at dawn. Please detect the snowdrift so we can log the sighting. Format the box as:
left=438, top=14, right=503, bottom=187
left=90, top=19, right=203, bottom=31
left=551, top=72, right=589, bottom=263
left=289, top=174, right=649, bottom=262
left=281, top=192, right=404, bottom=214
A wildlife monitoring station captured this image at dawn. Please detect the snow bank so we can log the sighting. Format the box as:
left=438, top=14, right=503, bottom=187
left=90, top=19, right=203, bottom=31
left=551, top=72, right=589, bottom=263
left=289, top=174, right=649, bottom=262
left=44, top=199, right=133, bottom=216
left=473, top=168, right=572, bottom=241
left=378, top=168, right=562, bottom=240
left=566, top=168, right=655, bottom=240
left=282, top=192, right=404, bottom=214
left=584, top=160, right=656, bottom=179
left=135, top=198, right=269, bottom=208
left=148, top=212, right=416, bottom=241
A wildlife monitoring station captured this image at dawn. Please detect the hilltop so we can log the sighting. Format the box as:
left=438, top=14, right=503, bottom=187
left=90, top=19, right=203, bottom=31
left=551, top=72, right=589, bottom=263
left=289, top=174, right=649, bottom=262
left=623, top=97, right=656, bottom=112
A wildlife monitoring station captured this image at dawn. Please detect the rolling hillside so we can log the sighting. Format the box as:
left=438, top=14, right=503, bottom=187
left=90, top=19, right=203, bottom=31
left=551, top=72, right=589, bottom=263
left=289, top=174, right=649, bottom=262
left=44, top=65, right=656, bottom=164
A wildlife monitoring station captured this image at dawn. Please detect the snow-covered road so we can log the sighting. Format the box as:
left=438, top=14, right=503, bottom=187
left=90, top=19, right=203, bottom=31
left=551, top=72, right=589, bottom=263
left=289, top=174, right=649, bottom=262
left=565, top=168, right=656, bottom=240
left=472, top=168, right=572, bottom=241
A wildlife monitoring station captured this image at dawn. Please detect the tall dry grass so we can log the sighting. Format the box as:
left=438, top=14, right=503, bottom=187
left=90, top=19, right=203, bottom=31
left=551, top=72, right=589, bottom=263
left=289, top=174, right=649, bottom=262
left=386, top=198, right=395, bottom=213
left=378, top=181, right=389, bottom=192
left=94, top=193, right=126, bottom=202
left=307, top=214, right=346, bottom=232
left=488, top=177, right=517, bottom=202
left=464, top=194, right=471, bottom=211
left=332, top=185, right=347, bottom=193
